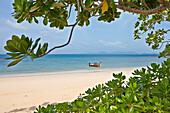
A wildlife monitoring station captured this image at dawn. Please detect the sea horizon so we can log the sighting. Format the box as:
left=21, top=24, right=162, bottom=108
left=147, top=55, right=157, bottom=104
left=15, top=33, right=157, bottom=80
left=0, top=54, right=166, bottom=78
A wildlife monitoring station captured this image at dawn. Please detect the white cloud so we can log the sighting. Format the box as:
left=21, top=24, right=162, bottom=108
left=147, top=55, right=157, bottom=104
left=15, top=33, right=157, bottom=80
left=40, top=31, right=50, bottom=36
left=6, top=20, right=28, bottom=30
left=99, top=40, right=127, bottom=48
left=40, top=28, right=63, bottom=36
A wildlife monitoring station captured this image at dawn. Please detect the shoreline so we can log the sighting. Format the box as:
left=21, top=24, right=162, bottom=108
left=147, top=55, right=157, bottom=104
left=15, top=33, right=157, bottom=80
left=0, top=66, right=143, bottom=78
left=0, top=68, right=138, bottom=113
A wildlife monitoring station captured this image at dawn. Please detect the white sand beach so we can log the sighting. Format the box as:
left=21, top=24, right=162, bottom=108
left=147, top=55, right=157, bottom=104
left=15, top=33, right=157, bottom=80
left=0, top=69, right=136, bottom=113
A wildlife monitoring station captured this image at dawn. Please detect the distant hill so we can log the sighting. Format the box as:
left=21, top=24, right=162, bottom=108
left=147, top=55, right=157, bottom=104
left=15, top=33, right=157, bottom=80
left=110, top=51, right=139, bottom=54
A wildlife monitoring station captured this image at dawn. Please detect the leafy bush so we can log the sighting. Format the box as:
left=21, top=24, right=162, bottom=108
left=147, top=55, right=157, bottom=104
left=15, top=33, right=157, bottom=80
left=35, top=58, right=170, bottom=113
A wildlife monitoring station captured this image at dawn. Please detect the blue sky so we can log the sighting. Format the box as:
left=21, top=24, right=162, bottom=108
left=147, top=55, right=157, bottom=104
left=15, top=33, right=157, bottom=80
left=0, top=0, right=169, bottom=54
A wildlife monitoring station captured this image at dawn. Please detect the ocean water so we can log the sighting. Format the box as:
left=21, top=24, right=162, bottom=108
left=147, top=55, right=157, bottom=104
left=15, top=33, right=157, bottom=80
left=0, top=54, right=166, bottom=77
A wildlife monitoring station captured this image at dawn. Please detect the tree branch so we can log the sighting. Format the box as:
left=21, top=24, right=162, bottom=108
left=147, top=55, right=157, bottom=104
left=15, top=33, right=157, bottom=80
left=157, top=0, right=164, bottom=4
left=40, top=0, right=45, bottom=6
left=142, top=0, right=150, bottom=10
left=66, top=4, right=72, bottom=20
left=38, top=25, right=76, bottom=58
left=122, top=2, right=141, bottom=9
left=38, top=0, right=81, bottom=58
left=156, top=41, right=170, bottom=49
left=59, top=4, right=69, bottom=16
left=116, top=2, right=170, bottom=15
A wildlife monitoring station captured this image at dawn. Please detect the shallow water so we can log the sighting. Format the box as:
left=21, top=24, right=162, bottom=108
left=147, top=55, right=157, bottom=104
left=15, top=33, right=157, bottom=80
left=0, top=54, right=166, bottom=77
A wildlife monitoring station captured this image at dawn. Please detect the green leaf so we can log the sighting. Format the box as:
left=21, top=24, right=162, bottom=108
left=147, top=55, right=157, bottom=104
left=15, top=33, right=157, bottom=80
left=134, top=95, right=138, bottom=101
left=30, top=4, right=39, bottom=12
left=76, top=100, right=84, bottom=108
left=58, top=18, right=67, bottom=25
left=21, top=35, right=26, bottom=40
left=6, top=55, right=25, bottom=60
left=19, top=40, right=28, bottom=53
left=4, top=46, right=16, bottom=52
left=50, top=22, right=55, bottom=27
left=17, top=13, right=27, bottom=23
left=12, top=35, right=20, bottom=42
left=41, top=43, right=48, bottom=54
left=6, top=40, right=20, bottom=52
left=36, top=44, right=42, bottom=55
left=7, top=53, right=21, bottom=57
left=153, top=96, right=158, bottom=103
left=7, top=57, right=25, bottom=67
left=43, top=18, right=48, bottom=26
left=85, top=0, right=91, bottom=8
left=163, top=78, right=168, bottom=88
left=52, top=3, right=65, bottom=8
left=111, top=0, right=117, bottom=13
left=86, top=108, right=90, bottom=112
left=167, top=58, right=170, bottom=65
left=110, top=106, right=117, bottom=110
left=31, top=38, right=41, bottom=52
left=14, top=0, right=23, bottom=11
left=28, top=38, right=33, bottom=48
left=86, top=20, right=90, bottom=26
left=34, top=17, right=38, bottom=24
left=129, top=106, right=134, bottom=113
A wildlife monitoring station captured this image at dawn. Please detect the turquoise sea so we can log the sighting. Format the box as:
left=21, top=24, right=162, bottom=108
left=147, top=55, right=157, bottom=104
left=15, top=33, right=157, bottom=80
left=0, top=54, right=166, bottom=78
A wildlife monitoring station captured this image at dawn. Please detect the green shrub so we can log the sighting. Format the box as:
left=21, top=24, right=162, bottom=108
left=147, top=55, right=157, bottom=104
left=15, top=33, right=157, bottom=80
left=35, top=58, right=170, bottom=113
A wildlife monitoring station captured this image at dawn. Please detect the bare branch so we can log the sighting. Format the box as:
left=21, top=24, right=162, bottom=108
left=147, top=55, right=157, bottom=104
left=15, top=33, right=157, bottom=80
left=38, top=0, right=81, bottom=58
left=157, top=0, right=164, bottom=4
left=122, top=2, right=141, bottom=9
left=38, top=25, right=76, bottom=58
left=40, top=0, right=45, bottom=5
left=66, top=4, right=73, bottom=20
left=116, top=2, right=170, bottom=15
left=118, top=0, right=123, bottom=5
left=156, top=41, right=170, bottom=49
left=142, top=0, right=150, bottom=10
left=59, top=4, right=69, bottom=16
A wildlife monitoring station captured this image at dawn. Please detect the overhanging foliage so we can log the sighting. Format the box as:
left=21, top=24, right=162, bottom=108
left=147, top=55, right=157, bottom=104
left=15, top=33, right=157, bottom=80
left=4, top=0, right=170, bottom=66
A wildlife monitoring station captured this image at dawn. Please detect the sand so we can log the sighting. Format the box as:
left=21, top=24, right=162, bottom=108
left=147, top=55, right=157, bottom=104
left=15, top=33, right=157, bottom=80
left=0, top=69, right=136, bottom=113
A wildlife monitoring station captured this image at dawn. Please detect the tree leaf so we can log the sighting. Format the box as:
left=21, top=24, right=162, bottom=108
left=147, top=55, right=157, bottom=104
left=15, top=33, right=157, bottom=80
left=19, top=40, right=28, bottom=53
left=6, top=55, right=25, bottom=60
left=31, top=38, right=41, bottom=52
left=6, top=40, right=20, bottom=52
left=28, top=38, right=33, bottom=48
left=36, top=44, right=41, bottom=55
left=7, top=57, right=25, bottom=67
left=52, top=3, right=65, bottom=8
left=17, top=13, right=27, bottom=23
left=34, top=17, right=38, bottom=24
left=43, top=18, right=48, bottom=26
left=21, top=35, right=26, bottom=40
left=7, top=53, right=21, bottom=57
left=102, top=1, right=108, bottom=14
left=30, top=4, right=40, bottom=12
left=86, top=20, right=90, bottom=26
left=12, top=35, right=20, bottom=42
left=14, top=0, right=23, bottom=11
left=111, top=0, right=117, bottom=13
left=85, top=0, right=91, bottom=8
left=4, top=46, right=16, bottom=52
left=41, top=43, right=48, bottom=54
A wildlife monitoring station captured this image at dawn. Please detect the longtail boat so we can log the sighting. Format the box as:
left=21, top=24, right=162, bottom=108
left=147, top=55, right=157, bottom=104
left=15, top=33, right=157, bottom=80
left=89, top=61, right=102, bottom=67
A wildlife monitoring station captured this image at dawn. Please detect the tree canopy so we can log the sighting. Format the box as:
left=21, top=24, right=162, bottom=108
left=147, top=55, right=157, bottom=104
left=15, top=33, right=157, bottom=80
left=4, top=0, right=170, bottom=67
